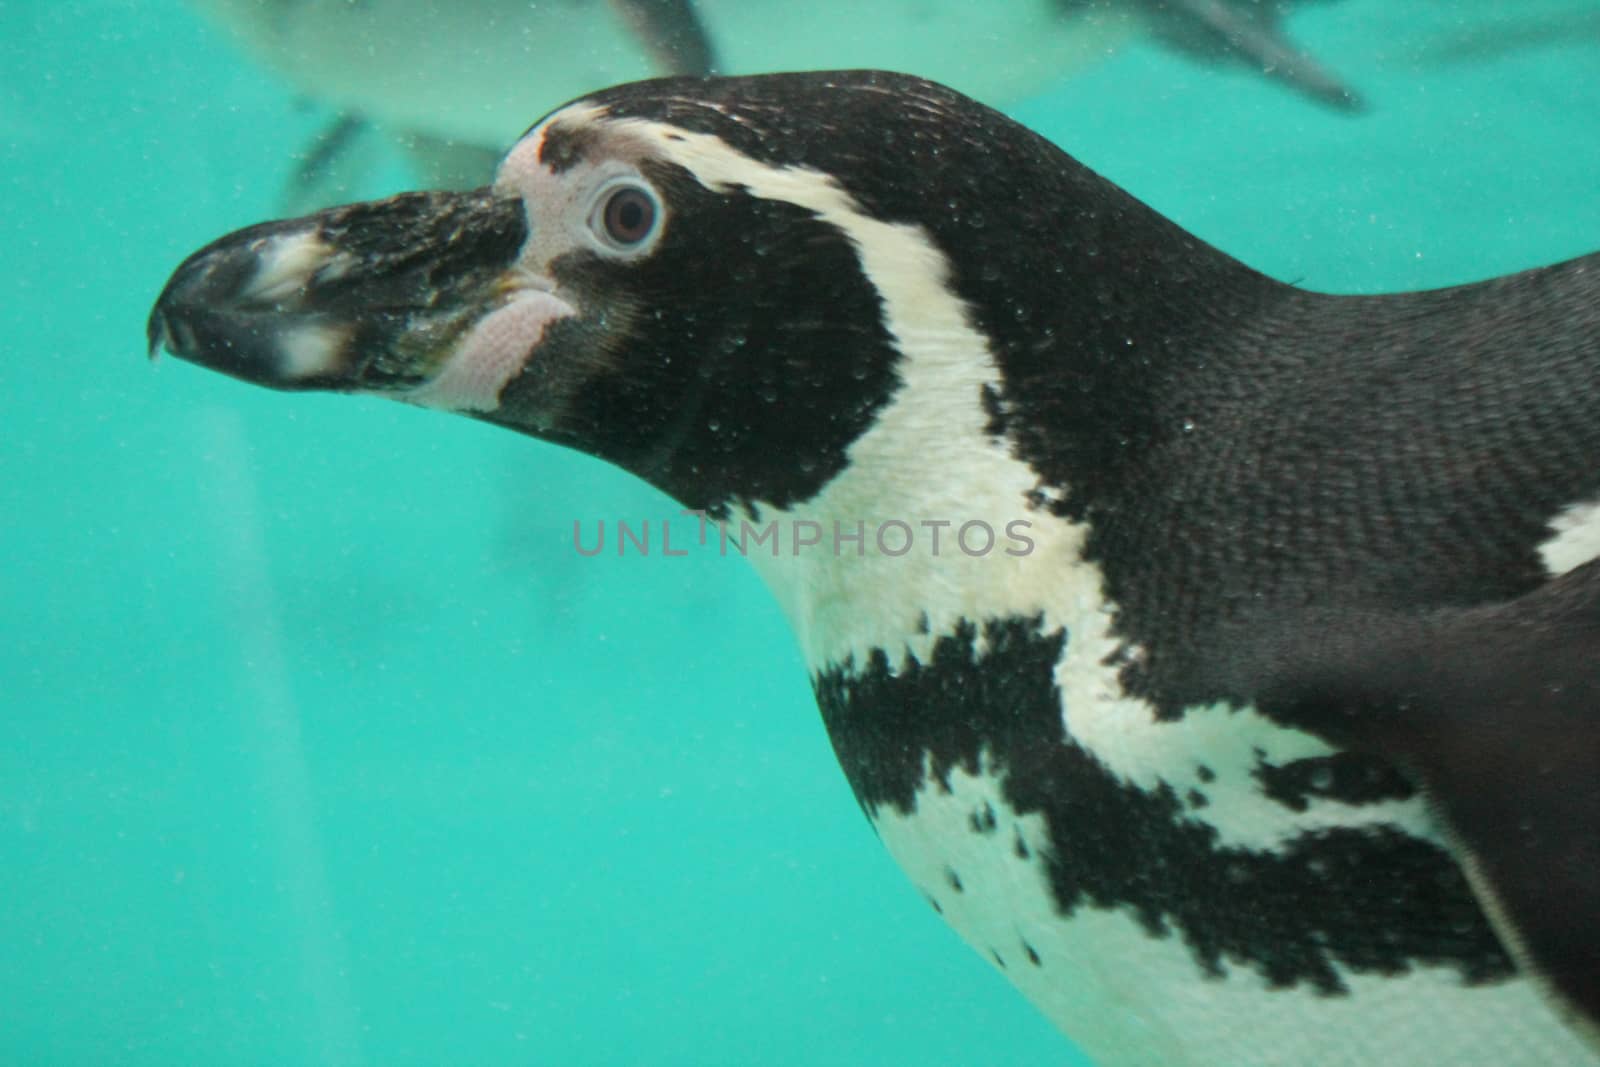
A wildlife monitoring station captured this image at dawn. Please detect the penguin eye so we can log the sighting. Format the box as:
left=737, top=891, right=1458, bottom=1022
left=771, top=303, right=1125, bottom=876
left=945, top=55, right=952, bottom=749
left=594, top=184, right=659, bottom=250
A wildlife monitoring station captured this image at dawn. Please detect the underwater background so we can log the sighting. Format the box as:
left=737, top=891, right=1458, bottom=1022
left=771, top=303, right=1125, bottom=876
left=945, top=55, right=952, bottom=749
left=3, top=1, right=1599, bottom=1063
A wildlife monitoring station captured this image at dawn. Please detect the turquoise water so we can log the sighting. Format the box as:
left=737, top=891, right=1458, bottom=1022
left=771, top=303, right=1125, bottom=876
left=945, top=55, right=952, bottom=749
left=3, top=3, right=1598, bottom=1063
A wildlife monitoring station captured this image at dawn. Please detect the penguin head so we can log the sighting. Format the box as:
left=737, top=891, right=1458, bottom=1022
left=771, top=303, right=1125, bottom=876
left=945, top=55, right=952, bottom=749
left=148, top=70, right=1048, bottom=517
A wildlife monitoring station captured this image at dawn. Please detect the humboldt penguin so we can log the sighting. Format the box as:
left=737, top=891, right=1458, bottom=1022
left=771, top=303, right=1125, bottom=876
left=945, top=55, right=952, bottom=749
left=148, top=71, right=1600, bottom=1066
left=187, top=0, right=1358, bottom=207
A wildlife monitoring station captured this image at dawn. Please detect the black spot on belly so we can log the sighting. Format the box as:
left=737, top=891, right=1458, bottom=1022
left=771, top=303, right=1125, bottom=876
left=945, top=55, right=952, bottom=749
left=991, top=947, right=1007, bottom=968
left=1186, top=788, right=1209, bottom=810
left=1255, top=751, right=1415, bottom=813
left=1014, top=830, right=1031, bottom=859
left=926, top=893, right=943, bottom=915
left=1023, top=940, right=1042, bottom=966
left=947, top=868, right=965, bottom=893
left=814, top=615, right=1513, bottom=993
left=969, top=801, right=999, bottom=835
left=1196, top=764, right=1216, bottom=784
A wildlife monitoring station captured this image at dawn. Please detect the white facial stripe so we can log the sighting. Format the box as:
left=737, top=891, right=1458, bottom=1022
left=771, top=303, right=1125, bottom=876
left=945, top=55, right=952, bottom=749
left=404, top=290, right=577, bottom=413
left=244, top=233, right=341, bottom=305
left=584, top=119, right=1030, bottom=657
left=1539, top=496, right=1600, bottom=575
left=614, top=117, right=953, bottom=309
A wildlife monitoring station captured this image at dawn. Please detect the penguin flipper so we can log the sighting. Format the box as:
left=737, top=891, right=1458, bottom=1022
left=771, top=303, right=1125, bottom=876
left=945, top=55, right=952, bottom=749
left=1418, top=10, right=1600, bottom=65
left=394, top=131, right=504, bottom=192
left=1260, top=564, right=1600, bottom=1041
left=284, top=117, right=505, bottom=210
left=609, top=0, right=719, bottom=75
left=1149, top=0, right=1363, bottom=112
left=283, top=112, right=386, bottom=214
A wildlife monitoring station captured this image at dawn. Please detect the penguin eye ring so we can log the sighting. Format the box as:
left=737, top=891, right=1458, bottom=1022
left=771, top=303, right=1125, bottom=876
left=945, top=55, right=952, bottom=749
left=590, top=181, right=661, bottom=253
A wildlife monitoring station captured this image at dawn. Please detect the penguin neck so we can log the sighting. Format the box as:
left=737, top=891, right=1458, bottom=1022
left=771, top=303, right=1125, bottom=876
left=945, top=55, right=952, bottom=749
left=712, top=137, right=1297, bottom=675
left=723, top=157, right=1298, bottom=675
left=729, top=300, right=1108, bottom=678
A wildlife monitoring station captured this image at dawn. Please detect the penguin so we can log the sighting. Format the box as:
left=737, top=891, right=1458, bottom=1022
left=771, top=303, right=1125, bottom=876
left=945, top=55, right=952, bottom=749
left=187, top=0, right=1358, bottom=209
left=148, top=71, right=1599, bottom=1066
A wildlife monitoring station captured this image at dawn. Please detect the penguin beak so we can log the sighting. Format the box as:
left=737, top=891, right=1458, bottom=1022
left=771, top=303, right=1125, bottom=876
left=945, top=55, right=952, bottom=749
left=147, top=188, right=548, bottom=405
